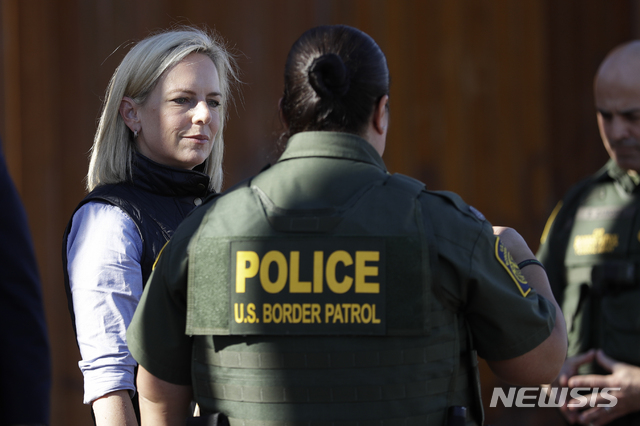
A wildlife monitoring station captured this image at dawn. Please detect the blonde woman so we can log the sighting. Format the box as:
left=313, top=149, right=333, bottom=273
left=62, top=27, right=237, bottom=425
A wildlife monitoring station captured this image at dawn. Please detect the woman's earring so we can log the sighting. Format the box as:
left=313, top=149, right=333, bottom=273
left=134, top=130, right=138, bottom=139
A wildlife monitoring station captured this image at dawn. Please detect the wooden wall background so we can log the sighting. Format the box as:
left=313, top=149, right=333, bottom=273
left=0, top=0, right=637, bottom=424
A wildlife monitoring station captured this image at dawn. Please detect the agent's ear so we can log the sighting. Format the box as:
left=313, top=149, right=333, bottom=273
left=119, top=97, right=141, bottom=133
left=372, top=95, right=389, bottom=135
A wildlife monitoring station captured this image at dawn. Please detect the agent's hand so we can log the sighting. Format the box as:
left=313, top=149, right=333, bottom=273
left=551, top=350, right=597, bottom=424
left=566, top=350, right=640, bottom=425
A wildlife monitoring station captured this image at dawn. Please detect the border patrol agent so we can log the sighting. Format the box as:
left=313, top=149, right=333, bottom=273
left=128, top=25, right=567, bottom=426
left=538, top=41, right=640, bottom=426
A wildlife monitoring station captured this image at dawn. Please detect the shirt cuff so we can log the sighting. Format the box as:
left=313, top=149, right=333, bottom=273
left=80, top=364, right=136, bottom=405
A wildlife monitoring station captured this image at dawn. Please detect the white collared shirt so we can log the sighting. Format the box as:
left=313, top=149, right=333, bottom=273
left=66, top=201, right=143, bottom=404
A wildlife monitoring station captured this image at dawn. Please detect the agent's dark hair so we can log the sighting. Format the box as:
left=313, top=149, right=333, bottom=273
left=281, top=25, right=389, bottom=137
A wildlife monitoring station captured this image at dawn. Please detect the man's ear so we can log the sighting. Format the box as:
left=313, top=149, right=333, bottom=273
left=119, top=96, right=140, bottom=132
left=372, top=95, right=389, bottom=135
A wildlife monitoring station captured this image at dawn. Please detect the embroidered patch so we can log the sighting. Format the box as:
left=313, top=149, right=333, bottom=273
left=495, top=237, right=531, bottom=297
left=573, top=228, right=619, bottom=255
left=469, top=206, right=486, bottom=221
left=229, top=238, right=386, bottom=335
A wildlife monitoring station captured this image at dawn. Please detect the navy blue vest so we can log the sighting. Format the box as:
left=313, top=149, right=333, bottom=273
left=62, top=153, right=212, bottom=334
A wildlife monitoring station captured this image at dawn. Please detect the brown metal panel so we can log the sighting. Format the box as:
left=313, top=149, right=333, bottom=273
left=15, top=1, right=87, bottom=424
left=543, top=0, right=634, bottom=226
left=0, top=1, right=636, bottom=425
left=2, top=0, right=21, bottom=186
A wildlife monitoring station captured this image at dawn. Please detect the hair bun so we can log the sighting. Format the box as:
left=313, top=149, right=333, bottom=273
left=308, top=53, right=349, bottom=98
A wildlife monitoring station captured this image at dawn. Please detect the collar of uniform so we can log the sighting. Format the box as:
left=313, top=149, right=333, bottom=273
left=606, top=158, right=640, bottom=193
left=279, top=131, right=387, bottom=172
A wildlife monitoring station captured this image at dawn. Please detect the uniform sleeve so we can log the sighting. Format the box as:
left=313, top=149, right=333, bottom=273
left=127, top=221, right=196, bottom=385
left=425, top=194, right=555, bottom=361
left=67, top=202, right=143, bottom=404
left=463, top=222, right=556, bottom=360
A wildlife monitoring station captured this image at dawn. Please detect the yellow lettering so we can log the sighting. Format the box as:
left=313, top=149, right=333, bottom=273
left=313, top=251, right=324, bottom=293
left=283, top=303, right=293, bottom=323
left=263, top=304, right=272, bottom=323
left=574, top=228, right=619, bottom=255
left=341, top=303, right=351, bottom=323
left=272, top=303, right=282, bottom=323
left=246, top=303, right=257, bottom=323
left=234, top=303, right=244, bottom=323
left=236, top=251, right=259, bottom=293
left=312, top=304, right=321, bottom=323
left=326, top=251, right=353, bottom=293
left=351, top=304, right=361, bottom=323
left=355, top=251, right=380, bottom=293
left=260, top=251, right=287, bottom=293
left=292, top=304, right=302, bottom=323
left=290, top=251, right=311, bottom=293
left=302, top=303, right=311, bottom=323
left=361, top=304, right=372, bottom=323
left=325, top=303, right=334, bottom=323
left=372, top=304, right=381, bottom=324
left=333, top=304, right=345, bottom=323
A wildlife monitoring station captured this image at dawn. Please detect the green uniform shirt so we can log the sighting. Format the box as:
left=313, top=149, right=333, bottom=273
left=128, top=131, right=555, bottom=387
left=538, top=160, right=640, bottom=362
left=537, top=160, right=640, bottom=426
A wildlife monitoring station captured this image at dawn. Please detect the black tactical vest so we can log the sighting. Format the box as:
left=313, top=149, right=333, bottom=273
left=62, top=153, right=211, bottom=334
left=563, top=175, right=640, bottom=367
left=187, top=173, right=478, bottom=425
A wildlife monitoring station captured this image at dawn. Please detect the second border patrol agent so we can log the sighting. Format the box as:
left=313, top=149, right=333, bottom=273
left=538, top=41, right=640, bottom=426
left=127, top=25, right=567, bottom=426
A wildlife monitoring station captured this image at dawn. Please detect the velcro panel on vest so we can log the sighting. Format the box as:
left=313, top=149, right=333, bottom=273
left=194, top=340, right=459, bottom=370
left=187, top=175, right=433, bottom=336
left=195, top=373, right=468, bottom=404
left=188, top=235, right=423, bottom=336
left=193, top=344, right=467, bottom=425
left=191, top=329, right=472, bottom=424
left=187, top=187, right=266, bottom=336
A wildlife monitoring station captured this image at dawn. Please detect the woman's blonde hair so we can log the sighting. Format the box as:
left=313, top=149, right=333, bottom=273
left=87, top=26, right=238, bottom=192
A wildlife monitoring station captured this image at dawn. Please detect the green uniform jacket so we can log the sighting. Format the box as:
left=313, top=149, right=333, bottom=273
left=129, top=132, right=556, bottom=426
left=537, top=160, right=640, bottom=425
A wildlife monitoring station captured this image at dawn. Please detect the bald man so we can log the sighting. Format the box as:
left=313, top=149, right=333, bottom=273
left=538, top=41, right=640, bottom=426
